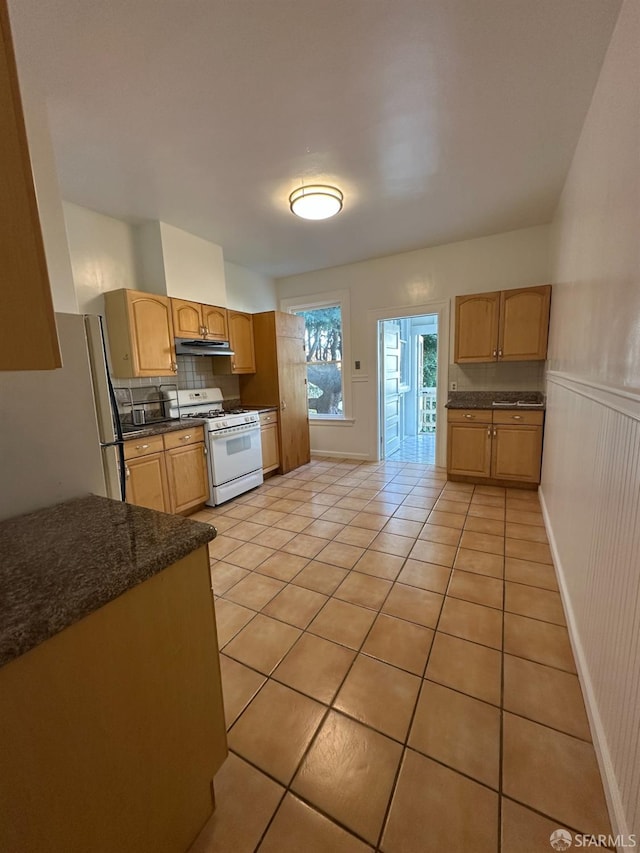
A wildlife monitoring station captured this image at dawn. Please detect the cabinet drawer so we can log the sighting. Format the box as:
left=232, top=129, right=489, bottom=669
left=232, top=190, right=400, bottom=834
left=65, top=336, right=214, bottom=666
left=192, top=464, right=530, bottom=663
left=163, top=426, right=205, bottom=450
left=259, top=410, right=279, bottom=427
left=124, top=434, right=165, bottom=460
left=447, top=409, right=492, bottom=424
left=492, top=410, right=544, bottom=426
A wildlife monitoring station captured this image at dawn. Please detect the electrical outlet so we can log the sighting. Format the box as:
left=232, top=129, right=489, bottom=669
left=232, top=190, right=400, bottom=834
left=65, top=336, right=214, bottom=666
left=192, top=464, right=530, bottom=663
left=450, top=381, right=457, bottom=391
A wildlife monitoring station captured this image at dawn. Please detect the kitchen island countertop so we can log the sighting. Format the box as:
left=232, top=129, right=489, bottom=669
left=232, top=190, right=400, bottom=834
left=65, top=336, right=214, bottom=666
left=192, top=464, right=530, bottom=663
left=0, top=494, right=216, bottom=667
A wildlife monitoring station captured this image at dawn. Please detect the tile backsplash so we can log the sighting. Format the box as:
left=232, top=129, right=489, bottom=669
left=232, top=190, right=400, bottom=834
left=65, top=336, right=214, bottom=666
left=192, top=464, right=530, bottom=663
left=112, top=355, right=240, bottom=407
left=448, top=360, right=545, bottom=392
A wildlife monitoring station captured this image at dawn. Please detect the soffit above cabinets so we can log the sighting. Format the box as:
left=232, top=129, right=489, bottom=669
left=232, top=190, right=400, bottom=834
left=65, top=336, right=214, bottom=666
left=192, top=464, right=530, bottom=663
left=8, top=0, right=622, bottom=278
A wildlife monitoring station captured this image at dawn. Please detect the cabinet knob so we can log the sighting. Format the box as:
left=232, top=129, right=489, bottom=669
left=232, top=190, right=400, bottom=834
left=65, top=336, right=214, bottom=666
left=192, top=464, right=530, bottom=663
left=125, top=465, right=130, bottom=479
left=487, top=428, right=491, bottom=437
left=170, top=361, right=178, bottom=372
left=135, top=444, right=150, bottom=450
left=281, top=400, right=287, bottom=411
left=493, top=428, right=497, bottom=437
left=512, top=415, right=522, bottom=420
left=181, top=434, right=192, bottom=441
left=492, top=349, right=497, bottom=358
left=498, top=349, right=503, bottom=358
left=464, top=413, right=475, bottom=419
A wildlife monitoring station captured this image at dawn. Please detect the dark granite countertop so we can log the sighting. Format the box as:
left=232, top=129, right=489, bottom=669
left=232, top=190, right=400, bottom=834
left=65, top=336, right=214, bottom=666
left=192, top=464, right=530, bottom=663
left=446, top=391, right=545, bottom=410
left=122, top=417, right=208, bottom=441
left=0, top=494, right=216, bottom=668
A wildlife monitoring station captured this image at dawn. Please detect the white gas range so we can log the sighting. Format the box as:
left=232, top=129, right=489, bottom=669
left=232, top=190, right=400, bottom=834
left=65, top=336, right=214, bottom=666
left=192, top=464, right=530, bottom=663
left=170, top=388, right=263, bottom=506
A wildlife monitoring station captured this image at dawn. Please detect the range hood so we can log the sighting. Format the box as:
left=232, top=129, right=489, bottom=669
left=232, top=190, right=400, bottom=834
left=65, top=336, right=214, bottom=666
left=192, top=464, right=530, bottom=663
left=175, top=338, right=234, bottom=357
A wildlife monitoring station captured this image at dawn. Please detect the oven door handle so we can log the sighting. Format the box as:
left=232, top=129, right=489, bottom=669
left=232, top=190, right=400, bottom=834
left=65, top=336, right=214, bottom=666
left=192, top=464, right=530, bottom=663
left=209, top=425, right=260, bottom=439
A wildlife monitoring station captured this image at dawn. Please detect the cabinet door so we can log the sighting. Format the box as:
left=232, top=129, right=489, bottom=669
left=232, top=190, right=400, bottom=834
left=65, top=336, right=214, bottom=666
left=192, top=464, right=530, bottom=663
left=0, top=1, right=61, bottom=371
left=454, top=293, right=500, bottom=363
left=125, top=452, right=169, bottom=512
left=260, top=424, right=280, bottom=473
left=203, top=305, right=228, bottom=340
left=447, top=423, right=492, bottom=478
left=171, top=298, right=203, bottom=338
left=277, top=335, right=311, bottom=473
left=128, top=292, right=176, bottom=376
left=228, top=311, right=256, bottom=374
left=491, top=425, right=543, bottom=483
left=165, top=443, right=209, bottom=513
left=499, top=285, right=551, bottom=361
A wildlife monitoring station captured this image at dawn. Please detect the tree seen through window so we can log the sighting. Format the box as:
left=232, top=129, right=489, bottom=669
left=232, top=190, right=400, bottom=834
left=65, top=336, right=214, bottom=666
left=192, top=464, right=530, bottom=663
left=296, top=306, right=343, bottom=414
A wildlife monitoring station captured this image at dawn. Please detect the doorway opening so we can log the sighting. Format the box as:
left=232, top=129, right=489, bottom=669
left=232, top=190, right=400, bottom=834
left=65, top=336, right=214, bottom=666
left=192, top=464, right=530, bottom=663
left=380, top=314, right=439, bottom=464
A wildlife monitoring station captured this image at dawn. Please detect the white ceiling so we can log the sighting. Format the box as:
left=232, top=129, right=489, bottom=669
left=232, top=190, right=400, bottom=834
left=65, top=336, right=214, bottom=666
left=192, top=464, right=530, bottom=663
left=10, top=0, right=621, bottom=278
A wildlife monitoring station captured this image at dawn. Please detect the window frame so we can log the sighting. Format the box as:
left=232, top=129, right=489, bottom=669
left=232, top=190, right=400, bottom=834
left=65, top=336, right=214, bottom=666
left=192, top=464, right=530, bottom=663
left=280, top=290, right=352, bottom=422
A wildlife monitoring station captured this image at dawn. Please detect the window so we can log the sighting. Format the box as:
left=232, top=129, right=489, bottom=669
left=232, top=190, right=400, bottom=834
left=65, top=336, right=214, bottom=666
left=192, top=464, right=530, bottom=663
left=280, top=290, right=351, bottom=420
left=296, top=305, right=343, bottom=415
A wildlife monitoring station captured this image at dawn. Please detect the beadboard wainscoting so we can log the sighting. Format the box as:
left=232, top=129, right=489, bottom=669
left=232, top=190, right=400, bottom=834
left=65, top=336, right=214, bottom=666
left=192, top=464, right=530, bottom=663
left=540, top=371, right=640, bottom=839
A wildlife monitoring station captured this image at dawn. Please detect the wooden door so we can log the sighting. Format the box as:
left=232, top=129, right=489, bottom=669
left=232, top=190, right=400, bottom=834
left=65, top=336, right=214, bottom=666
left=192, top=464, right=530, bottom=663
left=277, top=334, right=310, bottom=473
left=228, top=311, right=256, bottom=374
left=171, top=298, right=203, bottom=338
left=165, top=443, right=209, bottom=513
left=382, top=320, right=402, bottom=457
left=499, top=285, right=551, bottom=361
left=447, top=423, right=492, bottom=478
left=125, top=452, right=169, bottom=512
left=126, top=291, right=176, bottom=377
left=454, top=292, right=500, bottom=363
left=260, top=424, right=280, bottom=473
left=0, top=0, right=61, bottom=371
left=491, top=425, right=543, bottom=483
left=203, top=305, right=228, bottom=341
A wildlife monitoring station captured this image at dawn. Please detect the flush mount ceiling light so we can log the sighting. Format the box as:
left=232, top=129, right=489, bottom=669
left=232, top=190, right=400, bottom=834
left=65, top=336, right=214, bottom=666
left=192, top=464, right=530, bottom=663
left=289, top=184, right=343, bottom=220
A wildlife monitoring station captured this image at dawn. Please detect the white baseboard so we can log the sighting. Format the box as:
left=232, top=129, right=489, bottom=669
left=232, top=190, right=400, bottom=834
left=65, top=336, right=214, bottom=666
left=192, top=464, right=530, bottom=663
left=310, top=449, right=371, bottom=461
left=538, top=486, right=628, bottom=841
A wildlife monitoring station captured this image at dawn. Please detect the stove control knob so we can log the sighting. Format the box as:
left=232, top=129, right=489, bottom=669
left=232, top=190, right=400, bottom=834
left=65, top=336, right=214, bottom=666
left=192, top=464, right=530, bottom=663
left=245, top=416, right=252, bottom=423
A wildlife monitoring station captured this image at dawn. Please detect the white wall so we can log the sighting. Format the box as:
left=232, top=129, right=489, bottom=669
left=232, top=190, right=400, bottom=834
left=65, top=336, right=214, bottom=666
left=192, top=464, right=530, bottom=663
left=63, top=202, right=139, bottom=315
left=63, top=204, right=276, bottom=318
left=540, top=0, right=638, bottom=838
left=137, top=221, right=227, bottom=306
left=276, top=225, right=551, bottom=459
left=224, top=261, right=277, bottom=313
left=18, top=78, right=76, bottom=312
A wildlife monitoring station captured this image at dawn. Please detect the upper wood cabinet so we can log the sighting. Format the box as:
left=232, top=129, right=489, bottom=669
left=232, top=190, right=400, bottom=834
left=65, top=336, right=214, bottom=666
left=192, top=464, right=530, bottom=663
left=454, top=285, right=551, bottom=363
left=0, top=0, right=61, bottom=371
left=202, top=305, right=228, bottom=340
left=228, top=311, right=256, bottom=374
left=105, top=289, right=177, bottom=378
left=171, top=298, right=228, bottom=341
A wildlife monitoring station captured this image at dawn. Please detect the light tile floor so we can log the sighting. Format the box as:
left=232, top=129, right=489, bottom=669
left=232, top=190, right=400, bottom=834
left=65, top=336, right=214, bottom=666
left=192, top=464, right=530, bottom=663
left=189, top=457, right=611, bottom=853
left=386, top=432, right=436, bottom=463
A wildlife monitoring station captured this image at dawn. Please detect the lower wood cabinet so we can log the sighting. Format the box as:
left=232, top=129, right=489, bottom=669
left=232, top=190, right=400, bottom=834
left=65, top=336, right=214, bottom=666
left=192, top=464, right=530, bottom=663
left=125, top=427, right=209, bottom=514
left=447, top=409, right=544, bottom=485
left=259, top=410, right=280, bottom=474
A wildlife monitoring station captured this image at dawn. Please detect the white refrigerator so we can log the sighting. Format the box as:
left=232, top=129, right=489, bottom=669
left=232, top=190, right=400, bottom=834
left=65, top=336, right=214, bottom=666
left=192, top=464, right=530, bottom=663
left=0, top=313, right=125, bottom=522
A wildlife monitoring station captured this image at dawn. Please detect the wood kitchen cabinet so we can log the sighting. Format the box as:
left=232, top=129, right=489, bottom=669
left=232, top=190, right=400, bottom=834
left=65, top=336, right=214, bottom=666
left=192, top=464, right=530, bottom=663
left=240, top=312, right=310, bottom=474
left=447, top=409, right=544, bottom=485
left=454, top=285, right=551, bottom=363
left=105, top=289, right=178, bottom=378
left=259, top=410, right=280, bottom=474
left=164, top=429, right=209, bottom=514
left=0, top=546, right=227, bottom=853
left=171, top=298, right=228, bottom=341
left=228, top=310, right=256, bottom=373
left=0, top=0, right=61, bottom=371
left=124, top=435, right=169, bottom=513
left=124, top=427, right=209, bottom=514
